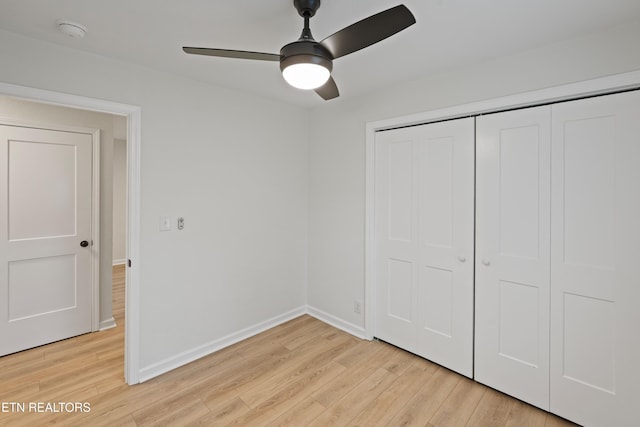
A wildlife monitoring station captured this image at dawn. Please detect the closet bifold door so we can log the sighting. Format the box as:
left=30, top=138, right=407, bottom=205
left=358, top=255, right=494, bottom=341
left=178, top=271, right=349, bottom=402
left=374, top=117, right=474, bottom=377
left=550, top=90, right=640, bottom=427
left=475, top=106, right=551, bottom=410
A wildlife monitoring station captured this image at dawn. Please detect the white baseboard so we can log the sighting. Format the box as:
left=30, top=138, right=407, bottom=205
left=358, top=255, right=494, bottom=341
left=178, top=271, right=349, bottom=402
left=137, top=305, right=369, bottom=382
left=99, top=317, right=117, bottom=331
left=138, top=305, right=307, bottom=383
left=112, top=259, right=126, bottom=266
left=306, top=305, right=367, bottom=339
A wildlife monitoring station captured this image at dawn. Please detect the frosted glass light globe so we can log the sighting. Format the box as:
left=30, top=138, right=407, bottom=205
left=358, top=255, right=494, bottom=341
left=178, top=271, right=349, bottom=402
left=282, top=63, right=330, bottom=90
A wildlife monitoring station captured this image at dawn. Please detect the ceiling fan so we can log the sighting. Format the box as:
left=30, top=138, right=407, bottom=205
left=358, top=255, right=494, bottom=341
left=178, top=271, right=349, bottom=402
left=183, top=0, right=416, bottom=100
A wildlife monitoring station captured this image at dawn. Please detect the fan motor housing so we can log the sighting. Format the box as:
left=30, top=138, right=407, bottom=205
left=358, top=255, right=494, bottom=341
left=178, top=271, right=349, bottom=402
left=279, top=40, right=333, bottom=72
left=294, top=0, right=321, bottom=17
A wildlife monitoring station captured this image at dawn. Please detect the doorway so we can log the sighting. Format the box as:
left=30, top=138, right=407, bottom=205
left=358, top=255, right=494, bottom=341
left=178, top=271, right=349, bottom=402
left=0, top=82, right=141, bottom=384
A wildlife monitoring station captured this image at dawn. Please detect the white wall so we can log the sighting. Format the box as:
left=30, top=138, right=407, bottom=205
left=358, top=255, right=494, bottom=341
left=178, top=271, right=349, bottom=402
left=0, top=95, right=116, bottom=327
left=307, top=21, right=640, bottom=328
left=112, top=138, right=127, bottom=265
left=0, top=29, right=309, bottom=372
left=3, top=16, right=640, bottom=379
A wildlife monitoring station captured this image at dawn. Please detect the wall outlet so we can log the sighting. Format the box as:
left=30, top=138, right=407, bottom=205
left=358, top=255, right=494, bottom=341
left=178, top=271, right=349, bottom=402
left=354, top=300, right=362, bottom=314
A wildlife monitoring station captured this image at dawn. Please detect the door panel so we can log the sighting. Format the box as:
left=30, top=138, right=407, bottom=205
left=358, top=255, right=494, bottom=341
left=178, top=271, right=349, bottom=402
left=420, top=265, right=453, bottom=337
left=0, top=125, right=93, bottom=356
left=8, top=254, right=77, bottom=321
left=375, top=132, right=418, bottom=352
left=415, top=120, right=474, bottom=377
left=387, top=258, right=413, bottom=322
left=375, top=117, right=474, bottom=377
left=550, top=91, right=640, bottom=427
left=475, top=106, right=551, bottom=410
left=387, top=140, right=414, bottom=242
left=9, top=140, right=77, bottom=239
left=420, top=136, right=454, bottom=248
left=497, top=125, right=541, bottom=259
left=497, top=280, right=539, bottom=366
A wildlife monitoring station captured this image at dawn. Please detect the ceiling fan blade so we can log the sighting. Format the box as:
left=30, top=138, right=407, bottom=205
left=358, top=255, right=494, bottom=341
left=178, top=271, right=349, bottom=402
left=320, top=5, right=415, bottom=59
left=315, top=76, right=339, bottom=100
left=183, top=47, right=280, bottom=61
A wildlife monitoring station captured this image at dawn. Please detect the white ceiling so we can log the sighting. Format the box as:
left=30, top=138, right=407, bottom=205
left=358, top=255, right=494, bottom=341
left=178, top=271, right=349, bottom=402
left=1, top=0, right=639, bottom=108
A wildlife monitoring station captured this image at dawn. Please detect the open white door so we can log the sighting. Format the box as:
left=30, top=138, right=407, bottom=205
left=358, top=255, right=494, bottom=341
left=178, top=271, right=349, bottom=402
left=0, top=124, right=94, bottom=356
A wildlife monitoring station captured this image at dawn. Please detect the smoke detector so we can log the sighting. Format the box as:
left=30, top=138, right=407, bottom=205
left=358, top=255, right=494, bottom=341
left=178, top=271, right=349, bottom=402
left=56, top=20, right=87, bottom=39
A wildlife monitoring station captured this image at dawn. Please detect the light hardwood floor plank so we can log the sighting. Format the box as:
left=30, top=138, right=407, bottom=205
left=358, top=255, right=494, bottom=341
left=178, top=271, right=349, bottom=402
left=346, top=361, right=438, bottom=427
left=387, top=367, right=462, bottom=426
left=227, top=361, right=347, bottom=425
left=309, top=341, right=395, bottom=408
left=189, top=397, right=251, bottom=426
left=309, top=367, right=398, bottom=426
left=426, top=376, right=486, bottom=427
left=466, top=387, right=547, bottom=427
left=238, top=334, right=354, bottom=408
left=265, top=397, right=326, bottom=427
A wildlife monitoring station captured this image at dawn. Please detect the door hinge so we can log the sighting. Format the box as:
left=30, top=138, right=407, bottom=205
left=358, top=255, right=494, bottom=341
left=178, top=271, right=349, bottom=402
left=128, top=259, right=132, bottom=268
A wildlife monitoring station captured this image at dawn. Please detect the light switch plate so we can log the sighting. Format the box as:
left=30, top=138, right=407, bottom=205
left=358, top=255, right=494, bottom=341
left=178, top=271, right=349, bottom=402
left=160, top=216, right=171, bottom=231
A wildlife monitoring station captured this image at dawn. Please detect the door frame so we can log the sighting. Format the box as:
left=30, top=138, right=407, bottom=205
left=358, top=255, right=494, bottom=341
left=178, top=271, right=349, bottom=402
left=0, top=119, right=101, bottom=331
left=364, top=69, right=640, bottom=341
left=0, top=81, right=142, bottom=385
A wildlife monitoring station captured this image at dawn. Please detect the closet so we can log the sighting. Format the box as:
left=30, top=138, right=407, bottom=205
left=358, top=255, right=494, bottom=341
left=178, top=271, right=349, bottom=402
left=374, top=90, right=640, bottom=426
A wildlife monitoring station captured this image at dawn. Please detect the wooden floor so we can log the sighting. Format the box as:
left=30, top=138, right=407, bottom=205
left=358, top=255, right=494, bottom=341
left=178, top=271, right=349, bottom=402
left=0, top=265, right=578, bottom=426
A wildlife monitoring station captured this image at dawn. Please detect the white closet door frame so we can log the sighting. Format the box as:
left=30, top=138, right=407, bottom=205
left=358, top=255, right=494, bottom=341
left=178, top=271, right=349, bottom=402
left=365, top=70, right=640, bottom=342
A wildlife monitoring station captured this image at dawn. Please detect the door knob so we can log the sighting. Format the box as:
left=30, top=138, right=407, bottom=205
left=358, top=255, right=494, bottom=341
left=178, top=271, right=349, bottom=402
left=80, top=240, right=89, bottom=247
left=457, top=255, right=466, bottom=263
left=481, top=258, right=491, bottom=266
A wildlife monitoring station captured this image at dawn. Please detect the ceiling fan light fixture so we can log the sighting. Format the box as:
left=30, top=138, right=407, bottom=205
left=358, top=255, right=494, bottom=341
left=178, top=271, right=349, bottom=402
left=282, top=61, right=330, bottom=90
left=280, top=41, right=333, bottom=90
left=182, top=3, right=415, bottom=100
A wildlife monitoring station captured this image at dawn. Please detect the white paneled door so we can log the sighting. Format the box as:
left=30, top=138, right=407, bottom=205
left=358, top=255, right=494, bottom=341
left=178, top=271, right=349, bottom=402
left=375, top=117, right=474, bottom=377
left=0, top=124, right=93, bottom=356
left=475, top=106, right=551, bottom=410
left=550, top=91, right=640, bottom=427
